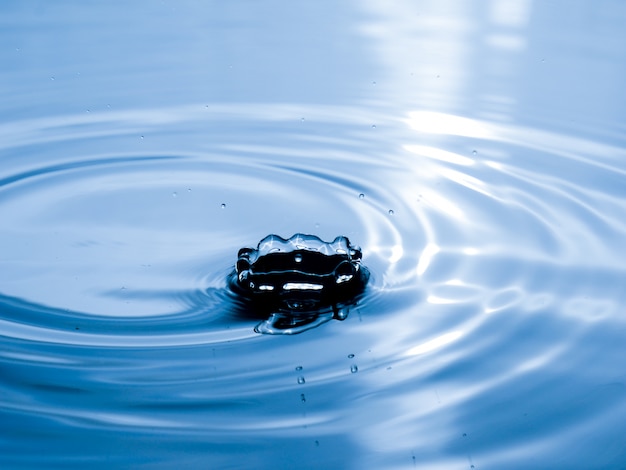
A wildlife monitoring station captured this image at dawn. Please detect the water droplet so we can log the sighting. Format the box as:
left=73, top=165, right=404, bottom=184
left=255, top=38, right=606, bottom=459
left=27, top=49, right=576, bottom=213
left=50, top=76, right=55, bottom=81
left=472, top=149, right=477, bottom=155
left=348, top=354, right=355, bottom=358
left=463, top=433, right=467, bottom=437
left=358, top=193, right=365, bottom=199
left=187, top=188, right=191, bottom=193
left=220, top=203, right=226, bottom=209
left=300, top=393, right=306, bottom=403
left=314, top=440, right=320, bottom=447
left=297, top=376, right=305, bottom=384
left=372, top=81, right=377, bottom=85
left=388, top=209, right=394, bottom=215
left=294, top=254, right=303, bottom=263
left=295, top=366, right=303, bottom=371
left=350, top=365, right=358, bottom=373
left=140, top=135, right=144, bottom=140
left=301, top=117, right=305, bottom=122
left=371, top=124, right=376, bottom=129
left=172, top=192, right=177, bottom=198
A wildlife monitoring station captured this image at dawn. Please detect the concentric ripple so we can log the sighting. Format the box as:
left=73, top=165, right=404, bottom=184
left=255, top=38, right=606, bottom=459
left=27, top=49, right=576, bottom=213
left=1, top=103, right=626, bottom=468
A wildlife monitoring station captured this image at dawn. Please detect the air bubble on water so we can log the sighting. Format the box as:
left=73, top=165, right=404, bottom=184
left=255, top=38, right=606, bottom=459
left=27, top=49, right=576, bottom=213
left=358, top=193, right=365, bottom=199
left=388, top=209, right=395, bottom=215
left=297, top=376, right=306, bottom=384
left=220, top=203, right=226, bottom=209
left=348, top=354, right=355, bottom=358
left=350, top=364, right=358, bottom=373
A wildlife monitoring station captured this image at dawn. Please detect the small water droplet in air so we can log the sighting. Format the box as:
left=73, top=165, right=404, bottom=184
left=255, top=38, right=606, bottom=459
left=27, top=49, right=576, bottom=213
left=140, top=135, right=144, bottom=140
left=300, top=393, right=306, bottom=403
left=297, top=376, right=306, bottom=384
left=358, top=193, right=365, bottom=199
left=348, top=354, right=355, bottom=358
left=472, top=149, right=477, bottom=155
left=295, top=366, right=303, bottom=371
left=294, top=254, right=303, bottom=263
left=172, top=192, right=177, bottom=198
left=187, top=188, right=191, bottom=193
left=388, top=209, right=394, bottom=215
left=301, top=117, right=305, bottom=122
left=372, top=81, right=377, bottom=85
left=220, top=203, right=226, bottom=209
left=371, top=124, right=376, bottom=129
left=350, top=365, right=358, bottom=373
left=50, top=76, right=55, bottom=81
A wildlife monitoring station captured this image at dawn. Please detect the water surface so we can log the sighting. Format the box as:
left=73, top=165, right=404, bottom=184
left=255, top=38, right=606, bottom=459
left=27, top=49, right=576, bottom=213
left=1, top=1, right=626, bottom=468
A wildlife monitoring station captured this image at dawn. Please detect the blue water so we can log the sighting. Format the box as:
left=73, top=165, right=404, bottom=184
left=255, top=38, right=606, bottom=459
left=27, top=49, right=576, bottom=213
left=2, top=1, right=626, bottom=468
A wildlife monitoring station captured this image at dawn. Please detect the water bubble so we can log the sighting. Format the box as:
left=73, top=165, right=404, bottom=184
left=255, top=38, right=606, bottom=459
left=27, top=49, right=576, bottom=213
left=300, top=393, right=306, bottom=403
left=350, top=365, right=358, bottom=373
left=295, top=366, right=303, bottom=371
left=348, top=354, right=355, bottom=358
left=388, top=209, right=394, bottom=215
left=220, top=203, right=226, bottom=209
left=297, top=376, right=306, bottom=384
left=358, top=193, right=365, bottom=199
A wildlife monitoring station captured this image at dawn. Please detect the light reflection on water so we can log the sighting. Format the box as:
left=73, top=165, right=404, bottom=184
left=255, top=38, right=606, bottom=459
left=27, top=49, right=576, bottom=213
left=2, top=1, right=626, bottom=468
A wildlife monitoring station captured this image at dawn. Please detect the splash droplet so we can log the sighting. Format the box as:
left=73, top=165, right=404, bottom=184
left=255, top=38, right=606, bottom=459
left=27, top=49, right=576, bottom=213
left=220, top=203, right=226, bottom=209
left=371, top=124, right=377, bottom=129
left=295, top=366, right=303, bottom=371
left=294, top=254, right=303, bottom=263
left=358, top=193, right=365, bottom=200
left=472, top=150, right=477, bottom=155
left=297, top=376, right=306, bottom=384
left=300, top=393, right=306, bottom=403
left=172, top=192, right=177, bottom=198
left=388, top=209, right=394, bottom=215
left=350, top=365, right=358, bottom=373
left=348, top=353, right=355, bottom=358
